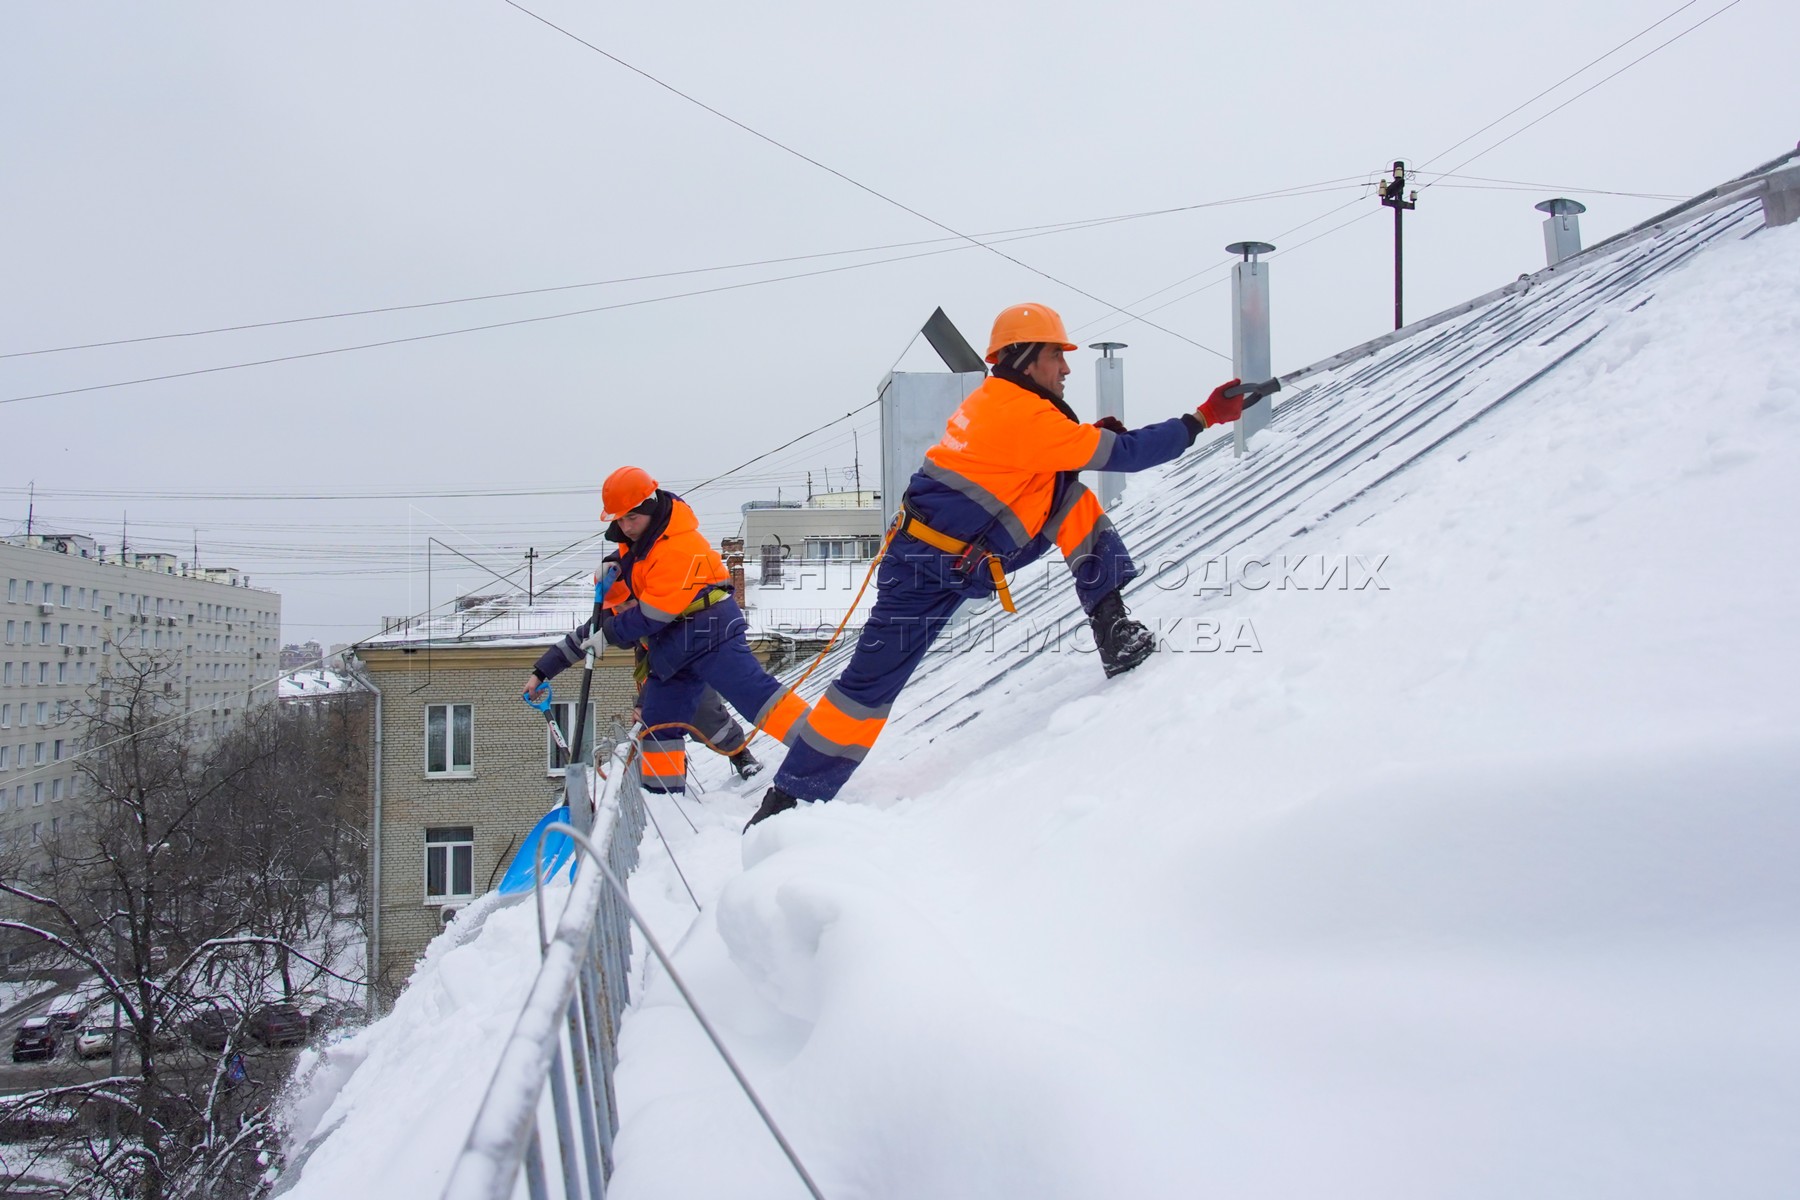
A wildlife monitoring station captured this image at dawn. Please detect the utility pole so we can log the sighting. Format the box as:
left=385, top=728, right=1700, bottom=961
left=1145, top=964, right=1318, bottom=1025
left=852, top=431, right=862, bottom=496
left=25, top=481, right=33, bottom=537
left=1379, top=160, right=1417, bottom=330
left=525, top=547, right=538, bottom=603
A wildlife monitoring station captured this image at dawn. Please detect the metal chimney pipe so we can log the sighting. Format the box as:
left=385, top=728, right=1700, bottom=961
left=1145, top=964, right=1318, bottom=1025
left=1226, top=241, right=1275, bottom=458
left=1536, top=198, right=1587, bottom=267
left=1089, top=342, right=1127, bottom=509
left=1762, top=165, right=1800, bottom=227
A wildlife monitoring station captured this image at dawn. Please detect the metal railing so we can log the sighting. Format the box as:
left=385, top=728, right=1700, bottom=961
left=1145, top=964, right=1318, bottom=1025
left=441, top=741, right=828, bottom=1200
left=441, top=746, right=645, bottom=1200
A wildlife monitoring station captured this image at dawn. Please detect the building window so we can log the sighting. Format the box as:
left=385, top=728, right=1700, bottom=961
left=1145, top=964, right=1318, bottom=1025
left=545, top=702, right=593, bottom=775
left=0, top=746, right=9, bottom=769
left=425, top=704, right=473, bottom=776
left=425, top=826, right=475, bottom=901
left=32, top=781, right=43, bottom=805
left=37, top=663, right=47, bottom=684
left=58, top=624, right=68, bottom=645
left=77, top=587, right=86, bottom=609
left=50, top=779, right=62, bottom=802
left=0, top=705, right=8, bottom=729
left=4, top=620, right=12, bottom=644
left=6, top=579, right=14, bottom=602
left=56, top=662, right=66, bottom=684
left=23, top=582, right=34, bottom=603
left=61, top=586, right=71, bottom=607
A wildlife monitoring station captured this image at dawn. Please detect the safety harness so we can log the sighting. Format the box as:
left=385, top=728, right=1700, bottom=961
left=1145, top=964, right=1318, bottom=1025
left=896, top=506, right=1017, bottom=614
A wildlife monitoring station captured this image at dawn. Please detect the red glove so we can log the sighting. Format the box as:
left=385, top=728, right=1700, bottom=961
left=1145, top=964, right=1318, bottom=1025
left=1197, top=379, right=1244, bottom=428
left=1092, top=416, right=1128, bottom=435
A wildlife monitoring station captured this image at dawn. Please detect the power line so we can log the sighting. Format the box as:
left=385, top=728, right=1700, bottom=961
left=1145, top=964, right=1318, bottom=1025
left=0, top=181, right=1358, bottom=363
left=1419, top=0, right=1743, bottom=182
left=499, top=0, right=1231, bottom=361
left=0, top=228, right=1062, bottom=408
left=1076, top=188, right=1378, bottom=340
left=1, top=182, right=1370, bottom=409
left=1417, top=172, right=1684, bottom=201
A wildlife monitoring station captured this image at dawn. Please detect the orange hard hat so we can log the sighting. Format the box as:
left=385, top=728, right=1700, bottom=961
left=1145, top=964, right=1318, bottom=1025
left=600, top=466, right=658, bottom=522
left=984, top=302, right=1078, bottom=364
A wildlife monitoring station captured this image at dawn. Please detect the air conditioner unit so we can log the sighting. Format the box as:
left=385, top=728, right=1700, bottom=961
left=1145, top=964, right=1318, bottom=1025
left=38, top=604, right=54, bottom=616
left=439, top=905, right=465, bottom=931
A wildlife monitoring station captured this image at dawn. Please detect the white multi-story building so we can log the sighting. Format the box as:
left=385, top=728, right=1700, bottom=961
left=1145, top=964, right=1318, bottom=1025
left=0, top=532, right=282, bottom=857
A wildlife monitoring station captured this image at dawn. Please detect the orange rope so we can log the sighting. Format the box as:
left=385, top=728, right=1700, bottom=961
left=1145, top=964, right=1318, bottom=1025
left=636, top=521, right=899, bottom=760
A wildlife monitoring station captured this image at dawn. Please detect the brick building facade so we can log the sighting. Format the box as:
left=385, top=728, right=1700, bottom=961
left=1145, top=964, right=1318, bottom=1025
left=356, top=586, right=639, bottom=1005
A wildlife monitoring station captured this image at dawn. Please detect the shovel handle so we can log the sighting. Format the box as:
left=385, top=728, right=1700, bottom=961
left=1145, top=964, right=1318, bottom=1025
left=1223, top=377, right=1282, bottom=407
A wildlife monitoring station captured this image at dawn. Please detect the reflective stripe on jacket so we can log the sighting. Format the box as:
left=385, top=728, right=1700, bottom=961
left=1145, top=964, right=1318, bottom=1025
left=604, top=494, right=729, bottom=646
left=902, top=375, right=1192, bottom=556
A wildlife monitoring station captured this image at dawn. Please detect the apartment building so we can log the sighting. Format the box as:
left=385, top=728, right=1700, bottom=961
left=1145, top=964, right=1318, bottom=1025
left=0, top=532, right=282, bottom=858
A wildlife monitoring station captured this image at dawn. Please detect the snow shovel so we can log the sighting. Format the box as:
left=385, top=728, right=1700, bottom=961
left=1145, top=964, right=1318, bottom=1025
left=498, top=567, right=613, bottom=896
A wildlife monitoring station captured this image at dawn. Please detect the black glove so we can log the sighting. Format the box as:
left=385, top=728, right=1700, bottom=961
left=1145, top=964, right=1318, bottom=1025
left=1093, top=416, right=1128, bottom=435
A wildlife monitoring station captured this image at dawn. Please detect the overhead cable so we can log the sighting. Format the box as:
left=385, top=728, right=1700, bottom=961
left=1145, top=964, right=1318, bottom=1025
left=499, top=0, right=1232, bottom=360
left=0, top=180, right=1361, bottom=363
left=1420, top=0, right=1745, bottom=183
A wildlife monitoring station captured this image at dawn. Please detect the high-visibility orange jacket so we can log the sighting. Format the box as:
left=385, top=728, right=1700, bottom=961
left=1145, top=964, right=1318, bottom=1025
left=903, top=375, right=1195, bottom=555
left=602, top=493, right=729, bottom=644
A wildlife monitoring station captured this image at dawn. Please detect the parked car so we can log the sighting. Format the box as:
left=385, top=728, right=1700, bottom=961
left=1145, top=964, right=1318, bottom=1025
left=305, top=1001, right=366, bottom=1039
left=11, top=1016, right=59, bottom=1062
left=248, top=1003, right=308, bottom=1048
left=74, top=1026, right=115, bottom=1059
left=44, top=1000, right=86, bottom=1032
left=186, top=1004, right=236, bottom=1052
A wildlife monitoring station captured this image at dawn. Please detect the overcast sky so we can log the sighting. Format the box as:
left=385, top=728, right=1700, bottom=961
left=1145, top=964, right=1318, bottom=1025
left=3, top=0, right=1794, bottom=649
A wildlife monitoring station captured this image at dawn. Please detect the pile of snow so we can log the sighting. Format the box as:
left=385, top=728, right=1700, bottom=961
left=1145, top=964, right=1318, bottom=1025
left=278, top=216, right=1800, bottom=1198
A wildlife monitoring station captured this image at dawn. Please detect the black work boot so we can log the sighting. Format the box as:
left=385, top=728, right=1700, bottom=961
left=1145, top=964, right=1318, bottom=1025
left=1090, top=590, right=1155, bottom=678
left=729, top=747, right=764, bottom=780
left=744, top=784, right=799, bottom=832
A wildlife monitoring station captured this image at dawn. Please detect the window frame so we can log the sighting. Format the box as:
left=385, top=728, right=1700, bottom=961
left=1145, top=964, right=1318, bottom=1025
left=424, top=703, right=474, bottom=777
left=424, top=825, right=476, bottom=903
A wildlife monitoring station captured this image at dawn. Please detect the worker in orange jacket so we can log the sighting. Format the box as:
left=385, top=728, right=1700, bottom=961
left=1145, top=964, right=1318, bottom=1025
left=745, top=303, right=1247, bottom=827
left=526, top=467, right=809, bottom=794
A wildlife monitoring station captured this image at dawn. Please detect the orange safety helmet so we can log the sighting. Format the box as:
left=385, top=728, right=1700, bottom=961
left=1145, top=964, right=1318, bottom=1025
left=984, top=302, right=1078, bottom=364
left=600, top=465, right=658, bottom=522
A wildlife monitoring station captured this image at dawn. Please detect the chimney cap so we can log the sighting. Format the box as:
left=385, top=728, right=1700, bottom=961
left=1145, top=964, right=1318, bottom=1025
left=1225, top=240, right=1277, bottom=261
left=1535, top=197, right=1587, bottom=216
left=1088, top=341, right=1128, bottom=357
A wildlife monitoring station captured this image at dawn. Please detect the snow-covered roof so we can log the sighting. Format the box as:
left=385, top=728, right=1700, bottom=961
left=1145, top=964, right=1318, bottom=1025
left=277, top=668, right=358, bottom=699
left=743, top=558, right=878, bottom=639
left=359, top=579, right=594, bottom=650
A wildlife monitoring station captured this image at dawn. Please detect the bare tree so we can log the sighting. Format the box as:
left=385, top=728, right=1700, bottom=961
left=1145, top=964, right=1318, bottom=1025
left=1, top=650, right=367, bottom=1199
